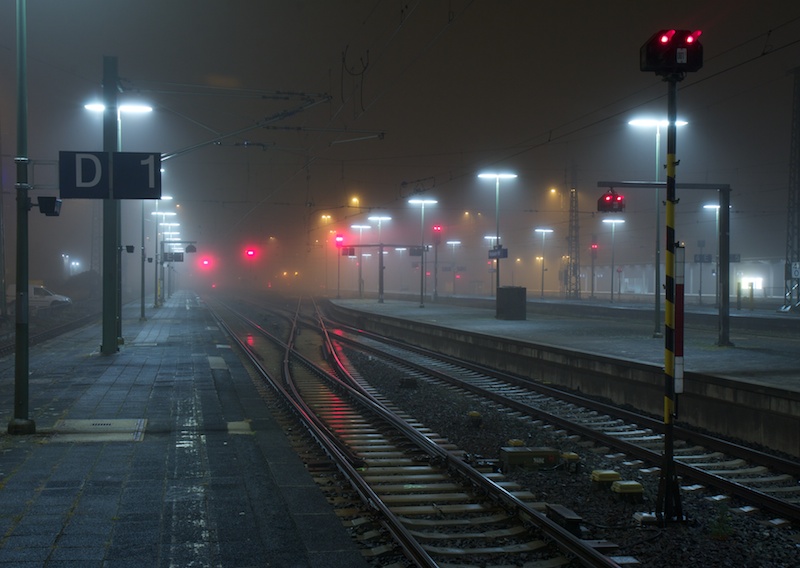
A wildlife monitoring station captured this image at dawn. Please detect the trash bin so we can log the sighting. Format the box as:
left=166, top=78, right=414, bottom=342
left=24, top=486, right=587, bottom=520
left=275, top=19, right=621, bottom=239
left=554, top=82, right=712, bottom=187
left=496, top=286, right=526, bottom=320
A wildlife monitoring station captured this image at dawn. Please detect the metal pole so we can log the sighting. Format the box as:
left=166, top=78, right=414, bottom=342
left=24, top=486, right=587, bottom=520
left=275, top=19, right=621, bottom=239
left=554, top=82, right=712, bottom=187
left=610, top=224, right=616, bottom=303
left=495, top=177, right=500, bottom=295
left=140, top=200, right=146, bottom=320
left=159, top=239, right=165, bottom=306
left=419, top=204, right=425, bottom=308
left=0, top=116, right=7, bottom=321
left=718, top=189, right=733, bottom=345
left=9, top=0, right=34, bottom=434
left=657, top=76, right=685, bottom=524
left=153, top=202, right=159, bottom=307
left=433, top=241, right=439, bottom=301
left=101, top=56, right=120, bottom=354
left=378, top=244, right=385, bottom=303
left=358, top=229, right=363, bottom=299
left=654, top=126, right=663, bottom=337
left=590, top=241, right=596, bottom=299
left=540, top=234, right=546, bottom=299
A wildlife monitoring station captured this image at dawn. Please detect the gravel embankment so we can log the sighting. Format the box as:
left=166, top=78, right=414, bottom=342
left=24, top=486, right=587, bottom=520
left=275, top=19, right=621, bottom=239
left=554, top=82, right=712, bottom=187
left=348, top=350, right=800, bottom=568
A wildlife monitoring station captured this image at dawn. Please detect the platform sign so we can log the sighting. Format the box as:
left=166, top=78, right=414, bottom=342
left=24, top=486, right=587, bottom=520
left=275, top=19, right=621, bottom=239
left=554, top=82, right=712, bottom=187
left=113, top=152, right=161, bottom=199
left=59, top=151, right=161, bottom=199
left=59, top=152, right=110, bottom=198
left=488, top=247, right=508, bottom=259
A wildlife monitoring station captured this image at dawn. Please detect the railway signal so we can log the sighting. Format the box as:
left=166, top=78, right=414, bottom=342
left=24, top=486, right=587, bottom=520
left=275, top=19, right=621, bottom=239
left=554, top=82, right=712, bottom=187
left=640, top=29, right=703, bottom=75
left=597, top=190, right=625, bottom=213
left=432, top=225, right=442, bottom=245
left=641, top=27, right=704, bottom=526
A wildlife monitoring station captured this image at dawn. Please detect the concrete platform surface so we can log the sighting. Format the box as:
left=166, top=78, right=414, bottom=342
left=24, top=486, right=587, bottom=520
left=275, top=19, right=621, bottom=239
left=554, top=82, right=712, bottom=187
left=331, top=297, right=800, bottom=393
left=0, top=291, right=368, bottom=568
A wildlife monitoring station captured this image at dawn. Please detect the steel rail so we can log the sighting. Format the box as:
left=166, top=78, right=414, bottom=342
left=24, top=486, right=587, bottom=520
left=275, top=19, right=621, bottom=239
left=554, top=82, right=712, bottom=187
left=328, top=322, right=800, bottom=524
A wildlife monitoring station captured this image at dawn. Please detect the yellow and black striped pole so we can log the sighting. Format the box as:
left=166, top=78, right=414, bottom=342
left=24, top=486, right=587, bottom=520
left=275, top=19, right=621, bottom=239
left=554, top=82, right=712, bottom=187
left=656, top=77, right=685, bottom=524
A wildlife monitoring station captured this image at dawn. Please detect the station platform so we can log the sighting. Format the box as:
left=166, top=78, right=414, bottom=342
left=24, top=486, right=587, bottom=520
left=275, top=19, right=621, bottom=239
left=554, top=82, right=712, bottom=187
left=330, top=297, right=800, bottom=394
left=0, top=292, right=368, bottom=568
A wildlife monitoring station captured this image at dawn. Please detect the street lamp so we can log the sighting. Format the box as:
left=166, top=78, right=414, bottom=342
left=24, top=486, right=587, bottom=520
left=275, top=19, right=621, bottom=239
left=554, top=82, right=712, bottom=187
left=602, top=219, right=625, bottom=303
left=408, top=198, right=437, bottom=307
left=704, top=204, right=721, bottom=308
left=446, top=240, right=461, bottom=295
left=158, top=220, right=179, bottom=303
left=152, top=208, right=175, bottom=306
left=535, top=228, right=553, bottom=299
left=141, top=194, right=170, bottom=317
left=484, top=235, right=498, bottom=296
left=478, top=172, right=517, bottom=297
left=367, top=215, right=391, bottom=241
left=351, top=224, right=371, bottom=298
left=368, top=216, right=391, bottom=302
left=86, top=94, right=154, bottom=352
left=628, top=118, right=686, bottom=337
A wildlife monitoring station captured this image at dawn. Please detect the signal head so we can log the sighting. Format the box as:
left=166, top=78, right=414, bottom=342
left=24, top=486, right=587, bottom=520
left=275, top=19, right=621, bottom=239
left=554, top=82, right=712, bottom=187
left=641, top=29, right=703, bottom=75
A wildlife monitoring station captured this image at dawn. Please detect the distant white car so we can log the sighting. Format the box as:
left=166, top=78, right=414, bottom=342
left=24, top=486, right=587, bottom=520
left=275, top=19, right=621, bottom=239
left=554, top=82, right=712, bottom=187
left=6, top=284, right=72, bottom=313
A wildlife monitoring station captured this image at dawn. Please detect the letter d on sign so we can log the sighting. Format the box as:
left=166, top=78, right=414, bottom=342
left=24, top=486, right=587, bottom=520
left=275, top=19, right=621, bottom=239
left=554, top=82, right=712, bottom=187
left=59, top=151, right=110, bottom=199
left=76, top=153, right=102, bottom=187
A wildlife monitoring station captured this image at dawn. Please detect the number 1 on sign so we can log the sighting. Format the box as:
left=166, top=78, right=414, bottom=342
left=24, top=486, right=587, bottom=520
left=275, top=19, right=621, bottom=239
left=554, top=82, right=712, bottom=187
left=140, top=154, right=157, bottom=188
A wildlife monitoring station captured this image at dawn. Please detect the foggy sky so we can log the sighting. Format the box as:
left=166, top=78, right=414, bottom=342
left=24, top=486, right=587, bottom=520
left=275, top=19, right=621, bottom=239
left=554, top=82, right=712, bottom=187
left=1, top=1, right=799, bottom=296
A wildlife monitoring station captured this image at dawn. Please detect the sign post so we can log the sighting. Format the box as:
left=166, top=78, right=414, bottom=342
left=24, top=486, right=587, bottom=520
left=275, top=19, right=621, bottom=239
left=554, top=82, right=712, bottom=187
left=58, top=58, right=161, bottom=354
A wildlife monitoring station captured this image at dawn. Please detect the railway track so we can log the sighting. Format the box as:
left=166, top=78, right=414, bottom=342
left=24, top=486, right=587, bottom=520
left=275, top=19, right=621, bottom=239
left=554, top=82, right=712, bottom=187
left=319, top=309, right=800, bottom=526
left=207, top=297, right=621, bottom=567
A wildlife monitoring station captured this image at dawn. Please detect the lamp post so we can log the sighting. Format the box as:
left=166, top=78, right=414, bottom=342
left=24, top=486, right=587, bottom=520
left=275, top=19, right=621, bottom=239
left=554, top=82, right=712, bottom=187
left=408, top=199, right=437, bottom=308
left=446, top=240, right=461, bottom=295
left=85, top=99, right=153, bottom=333
left=629, top=119, right=686, bottom=337
left=478, top=172, right=517, bottom=297
left=334, top=234, right=344, bottom=299
left=158, top=221, right=179, bottom=303
left=535, top=228, right=553, bottom=299
left=704, top=204, right=721, bottom=308
left=351, top=224, right=371, bottom=298
left=141, top=193, right=169, bottom=318
left=603, top=219, right=625, bottom=303
left=368, top=216, right=391, bottom=302
left=484, top=235, right=498, bottom=296
left=151, top=209, right=175, bottom=306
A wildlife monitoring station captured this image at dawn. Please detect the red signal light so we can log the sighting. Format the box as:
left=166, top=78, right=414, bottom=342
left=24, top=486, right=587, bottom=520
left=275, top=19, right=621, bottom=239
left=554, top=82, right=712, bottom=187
left=335, top=234, right=344, bottom=247
left=642, top=29, right=703, bottom=74
left=432, top=225, right=442, bottom=245
left=659, top=29, right=676, bottom=44
left=685, top=30, right=702, bottom=44
left=598, top=190, right=625, bottom=212
left=245, top=248, right=256, bottom=258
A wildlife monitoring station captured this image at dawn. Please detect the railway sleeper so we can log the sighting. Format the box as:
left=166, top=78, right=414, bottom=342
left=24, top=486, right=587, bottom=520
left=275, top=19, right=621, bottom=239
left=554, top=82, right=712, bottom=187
left=397, top=512, right=516, bottom=527
left=407, top=524, right=529, bottom=540
left=545, top=503, right=584, bottom=537
left=681, top=458, right=746, bottom=469
left=421, top=539, right=550, bottom=556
